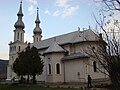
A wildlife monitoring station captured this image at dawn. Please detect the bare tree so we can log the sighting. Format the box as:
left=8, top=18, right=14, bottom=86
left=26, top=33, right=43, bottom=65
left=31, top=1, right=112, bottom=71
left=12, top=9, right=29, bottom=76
left=91, top=1, right=120, bottom=88
left=94, top=0, right=120, bottom=11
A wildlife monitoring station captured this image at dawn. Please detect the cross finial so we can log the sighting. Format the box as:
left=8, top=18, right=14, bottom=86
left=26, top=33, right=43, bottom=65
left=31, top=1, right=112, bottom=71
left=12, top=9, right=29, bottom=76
left=20, top=0, right=22, bottom=4
left=37, top=7, right=39, bottom=13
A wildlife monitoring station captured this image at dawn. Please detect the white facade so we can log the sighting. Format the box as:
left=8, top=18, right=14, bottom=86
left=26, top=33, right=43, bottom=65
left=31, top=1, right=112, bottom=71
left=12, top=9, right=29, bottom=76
left=7, top=2, right=107, bottom=83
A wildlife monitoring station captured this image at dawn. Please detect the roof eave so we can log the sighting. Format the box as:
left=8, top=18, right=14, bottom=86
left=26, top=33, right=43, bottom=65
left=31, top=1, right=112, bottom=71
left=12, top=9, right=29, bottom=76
left=62, top=56, right=89, bottom=62
left=43, top=50, right=66, bottom=55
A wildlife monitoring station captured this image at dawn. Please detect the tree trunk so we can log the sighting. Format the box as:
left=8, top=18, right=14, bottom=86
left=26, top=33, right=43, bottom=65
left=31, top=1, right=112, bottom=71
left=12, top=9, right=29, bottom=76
left=27, top=74, right=29, bottom=84
left=110, top=75, right=120, bottom=90
left=33, top=74, right=36, bottom=84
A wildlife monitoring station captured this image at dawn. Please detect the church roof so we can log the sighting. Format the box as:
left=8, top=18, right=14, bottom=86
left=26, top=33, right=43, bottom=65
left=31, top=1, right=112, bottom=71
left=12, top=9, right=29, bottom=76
left=44, top=39, right=66, bottom=54
left=32, top=29, right=99, bottom=50
left=61, top=52, right=89, bottom=61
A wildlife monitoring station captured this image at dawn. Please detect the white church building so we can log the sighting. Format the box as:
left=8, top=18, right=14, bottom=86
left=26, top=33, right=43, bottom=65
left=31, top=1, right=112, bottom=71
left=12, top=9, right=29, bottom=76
left=7, top=2, right=107, bottom=83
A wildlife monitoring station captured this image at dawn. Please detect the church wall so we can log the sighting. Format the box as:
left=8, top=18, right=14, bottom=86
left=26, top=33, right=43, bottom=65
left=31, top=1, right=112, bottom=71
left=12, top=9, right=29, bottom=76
left=64, top=42, right=107, bottom=82
left=7, top=42, right=27, bottom=80
left=88, top=57, right=108, bottom=80
left=52, top=53, right=64, bottom=83
left=74, top=42, right=98, bottom=54
left=64, top=59, right=87, bottom=83
left=44, top=53, right=64, bottom=83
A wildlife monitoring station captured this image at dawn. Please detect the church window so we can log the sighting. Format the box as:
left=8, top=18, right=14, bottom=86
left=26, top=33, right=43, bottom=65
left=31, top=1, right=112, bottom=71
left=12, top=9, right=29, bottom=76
left=37, top=37, right=38, bottom=42
left=56, top=63, right=60, bottom=74
left=34, top=38, right=35, bottom=42
left=14, top=32, right=16, bottom=41
left=93, top=61, right=97, bottom=72
left=48, top=64, right=52, bottom=75
left=18, top=46, right=21, bottom=51
left=21, top=33, right=22, bottom=41
left=10, top=47, right=12, bottom=52
left=39, top=37, right=41, bottom=41
left=13, top=46, right=15, bottom=51
left=15, top=46, right=16, bottom=51
left=17, top=32, right=19, bottom=40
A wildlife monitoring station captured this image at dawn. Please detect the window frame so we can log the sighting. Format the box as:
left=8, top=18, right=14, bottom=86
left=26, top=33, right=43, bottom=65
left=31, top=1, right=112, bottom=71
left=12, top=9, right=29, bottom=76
left=93, top=61, right=97, bottom=72
left=55, top=63, right=61, bottom=74
left=48, top=64, right=52, bottom=75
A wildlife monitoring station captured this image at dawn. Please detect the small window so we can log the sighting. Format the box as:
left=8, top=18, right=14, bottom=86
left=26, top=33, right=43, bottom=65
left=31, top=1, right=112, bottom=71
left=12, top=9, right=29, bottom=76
left=34, top=38, right=35, bottom=42
left=39, top=37, right=41, bottom=41
left=93, top=61, right=97, bottom=72
left=10, top=47, right=12, bottom=52
left=21, top=33, right=22, bottom=41
left=37, top=37, right=38, bottom=42
left=17, top=32, right=19, bottom=40
left=18, top=46, right=21, bottom=51
left=48, top=64, right=51, bottom=75
left=15, top=46, right=16, bottom=51
left=56, top=63, right=60, bottom=74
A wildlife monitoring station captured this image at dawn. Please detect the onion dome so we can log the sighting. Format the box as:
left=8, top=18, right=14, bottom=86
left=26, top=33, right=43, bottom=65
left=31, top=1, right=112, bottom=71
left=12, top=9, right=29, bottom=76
left=33, top=8, right=42, bottom=35
left=14, top=1, right=25, bottom=29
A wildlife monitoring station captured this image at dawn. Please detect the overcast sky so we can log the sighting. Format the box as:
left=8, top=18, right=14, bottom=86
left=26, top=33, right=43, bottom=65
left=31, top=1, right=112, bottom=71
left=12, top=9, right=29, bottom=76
left=0, top=0, right=102, bottom=60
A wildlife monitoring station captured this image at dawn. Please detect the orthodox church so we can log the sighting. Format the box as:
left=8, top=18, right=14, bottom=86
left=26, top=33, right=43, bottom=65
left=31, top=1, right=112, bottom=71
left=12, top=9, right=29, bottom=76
left=7, top=2, right=107, bottom=83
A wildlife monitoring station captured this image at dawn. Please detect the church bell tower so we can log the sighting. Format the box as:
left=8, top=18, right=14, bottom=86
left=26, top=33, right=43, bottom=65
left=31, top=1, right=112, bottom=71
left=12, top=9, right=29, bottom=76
left=14, top=1, right=25, bottom=42
left=7, top=1, right=28, bottom=80
left=33, top=8, right=42, bottom=43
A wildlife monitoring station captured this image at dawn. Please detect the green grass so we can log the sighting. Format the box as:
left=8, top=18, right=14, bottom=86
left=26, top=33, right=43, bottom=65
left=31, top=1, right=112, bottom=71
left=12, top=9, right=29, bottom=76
left=0, top=84, right=86, bottom=90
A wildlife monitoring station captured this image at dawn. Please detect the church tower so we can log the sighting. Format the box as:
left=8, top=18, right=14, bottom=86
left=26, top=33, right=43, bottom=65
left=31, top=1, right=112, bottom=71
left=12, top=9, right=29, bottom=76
left=33, top=8, right=42, bottom=43
left=14, top=1, right=25, bottom=42
left=7, top=1, right=27, bottom=80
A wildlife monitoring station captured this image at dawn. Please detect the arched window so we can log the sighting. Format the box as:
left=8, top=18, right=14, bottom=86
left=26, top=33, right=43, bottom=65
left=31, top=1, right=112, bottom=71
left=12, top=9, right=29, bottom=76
left=93, top=61, right=97, bottom=72
left=34, top=38, right=35, bottom=42
left=48, top=64, right=52, bottom=75
left=56, top=63, right=60, bottom=74
left=39, top=37, right=41, bottom=41
left=14, top=32, right=16, bottom=41
left=17, top=32, right=19, bottom=40
left=21, top=33, right=22, bottom=41
left=15, top=46, right=16, bottom=51
left=37, top=37, right=38, bottom=42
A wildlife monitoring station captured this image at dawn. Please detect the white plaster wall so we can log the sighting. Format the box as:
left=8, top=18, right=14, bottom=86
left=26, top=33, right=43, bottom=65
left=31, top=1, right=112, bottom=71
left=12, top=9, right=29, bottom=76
left=44, top=53, right=65, bottom=83
left=88, top=58, right=107, bottom=80
left=7, top=42, right=28, bottom=80
left=64, top=59, right=86, bottom=83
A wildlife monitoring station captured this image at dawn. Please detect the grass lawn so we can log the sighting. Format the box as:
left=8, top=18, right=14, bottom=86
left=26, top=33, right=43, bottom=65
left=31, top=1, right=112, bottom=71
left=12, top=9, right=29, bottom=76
left=0, top=84, right=88, bottom=90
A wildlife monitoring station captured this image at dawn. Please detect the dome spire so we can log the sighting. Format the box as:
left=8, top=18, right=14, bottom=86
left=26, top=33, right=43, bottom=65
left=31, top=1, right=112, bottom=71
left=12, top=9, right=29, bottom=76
left=35, top=7, right=40, bottom=23
left=17, top=1, right=23, bottom=16
left=33, top=7, right=42, bottom=34
left=14, top=1, right=25, bottom=29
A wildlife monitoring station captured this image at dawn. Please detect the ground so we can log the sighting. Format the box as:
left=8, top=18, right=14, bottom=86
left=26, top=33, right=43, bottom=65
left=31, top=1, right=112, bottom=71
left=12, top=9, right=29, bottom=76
left=0, top=84, right=97, bottom=90
left=0, top=84, right=79, bottom=90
